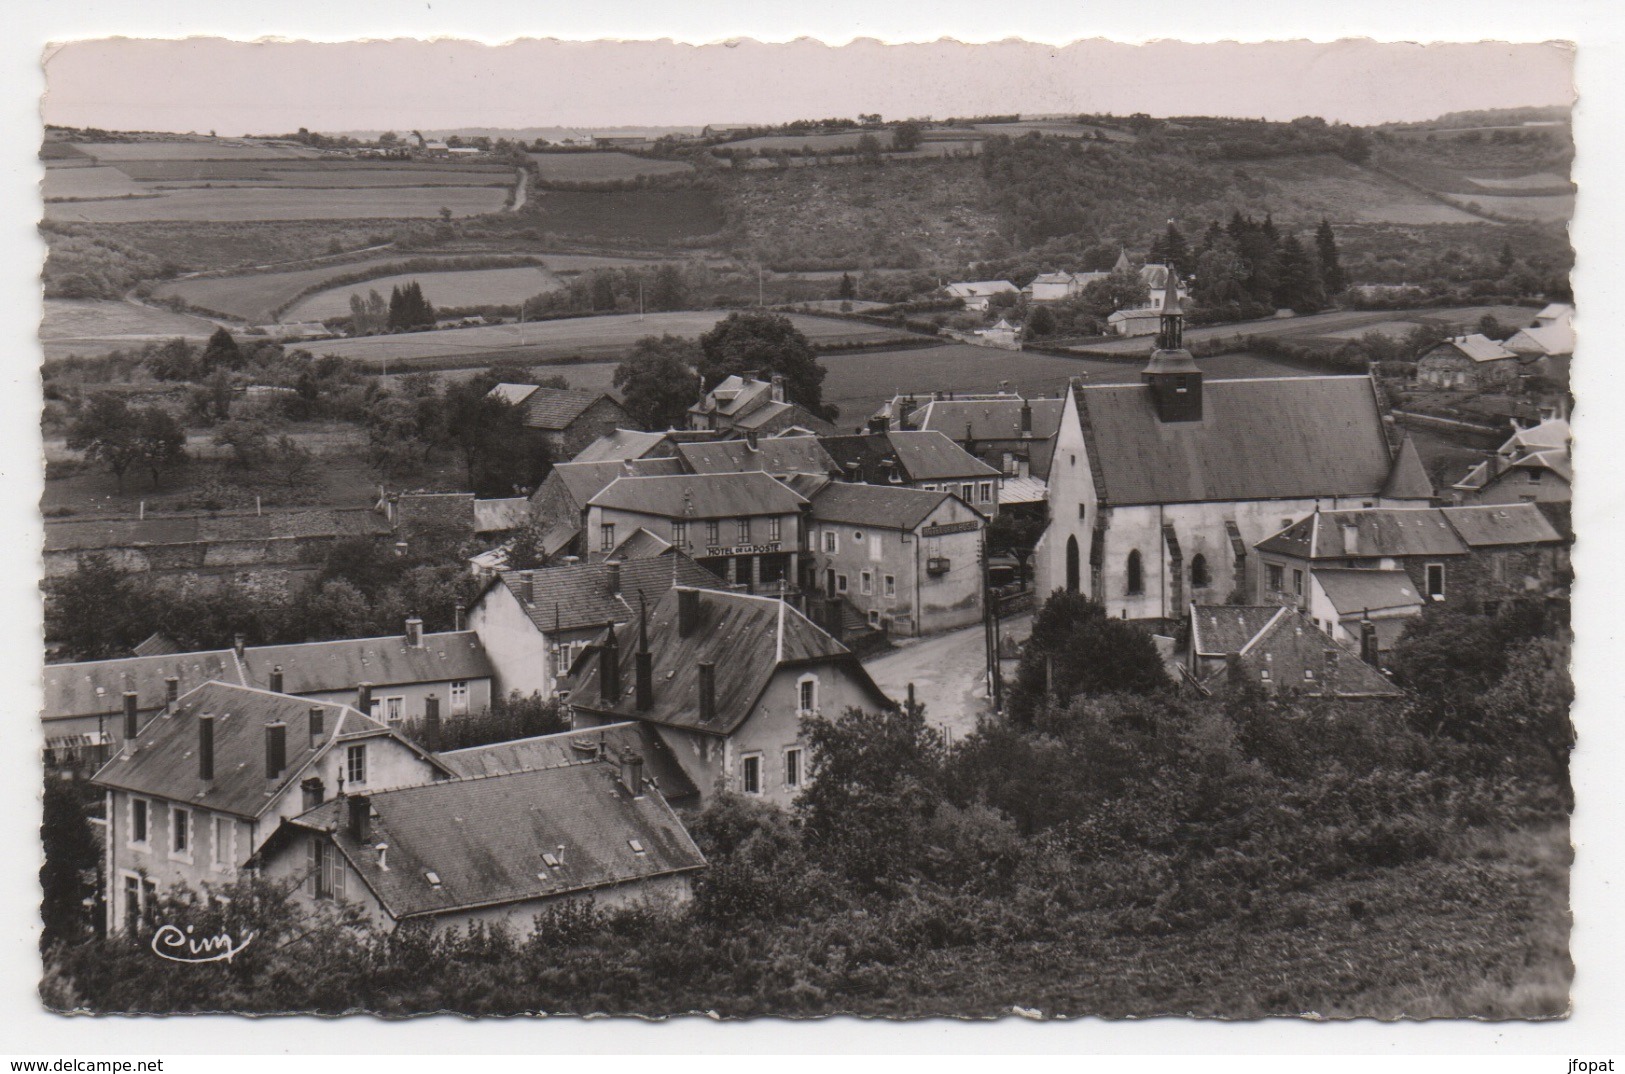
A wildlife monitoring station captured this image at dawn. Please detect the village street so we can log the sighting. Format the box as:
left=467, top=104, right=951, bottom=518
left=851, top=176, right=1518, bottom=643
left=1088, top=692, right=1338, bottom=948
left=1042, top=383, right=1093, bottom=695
left=862, top=612, right=1032, bottom=745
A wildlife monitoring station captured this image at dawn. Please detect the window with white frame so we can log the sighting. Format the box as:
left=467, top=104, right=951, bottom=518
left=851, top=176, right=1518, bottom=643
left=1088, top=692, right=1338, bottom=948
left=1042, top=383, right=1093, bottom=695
left=979, top=481, right=993, bottom=504
left=835, top=574, right=848, bottom=594
left=129, top=797, right=150, bottom=850
left=671, top=520, right=689, bottom=549
left=961, top=483, right=974, bottom=501
left=736, top=517, right=751, bottom=542
left=1426, top=563, right=1446, bottom=600
left=1267, top=563, right=1284, bottom=591
left=169, top=805, right=192, bottom=862
left=211, top=815, right=235, bottom=872
left=741, top=754, right=763, bottom=796
left=784, top=747, right=804, bottom=789
left=769, top=517, right=782, bottom=542
left=822, top=530, right=838, bottom=554
left=309, top=836, right=345, bottom=900
left=706, top=520, right=720, bottom=545
left=600, top=523, right=616, bottom=552
left=121, top=872, right=158, bottom=934
left=346, top=744, right=367, bottom=787
left=884, top=574, right=896, bottom=597
left=870, top=534, right=882, bottom=561
left=797, top=674, right=818, bottom=714
left=383, top=696, right=404, bottom=726
left=860, top=571, right=873, bottom=595
left=450, top=680, right=469, bottom=714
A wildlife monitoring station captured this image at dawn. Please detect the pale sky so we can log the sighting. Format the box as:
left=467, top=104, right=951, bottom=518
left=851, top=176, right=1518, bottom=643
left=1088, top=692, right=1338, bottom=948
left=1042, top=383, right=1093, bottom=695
left=41, top=37, right=1574, bottom=133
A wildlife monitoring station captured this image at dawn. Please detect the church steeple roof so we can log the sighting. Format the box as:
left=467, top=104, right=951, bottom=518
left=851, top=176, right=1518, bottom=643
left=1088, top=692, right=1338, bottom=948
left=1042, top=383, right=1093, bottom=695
left=1114, top=247, right=1133, bottom=274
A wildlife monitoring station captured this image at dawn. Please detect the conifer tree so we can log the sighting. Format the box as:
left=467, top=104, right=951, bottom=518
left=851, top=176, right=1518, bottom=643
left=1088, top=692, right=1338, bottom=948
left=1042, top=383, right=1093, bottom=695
left=1315, top=218, right=1346, bottom=296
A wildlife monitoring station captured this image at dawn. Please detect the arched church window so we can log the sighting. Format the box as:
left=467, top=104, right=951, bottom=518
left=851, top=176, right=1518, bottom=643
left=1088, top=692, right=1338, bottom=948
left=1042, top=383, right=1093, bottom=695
left=1126, top=550, right=1143, bottom=595
left=1191, top=553, right=1211, bottom=589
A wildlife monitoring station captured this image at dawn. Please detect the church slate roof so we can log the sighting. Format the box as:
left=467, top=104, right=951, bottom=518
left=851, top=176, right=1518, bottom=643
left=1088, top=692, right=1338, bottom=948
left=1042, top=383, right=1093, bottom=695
left=1074, top=376, right=1399, bottom=506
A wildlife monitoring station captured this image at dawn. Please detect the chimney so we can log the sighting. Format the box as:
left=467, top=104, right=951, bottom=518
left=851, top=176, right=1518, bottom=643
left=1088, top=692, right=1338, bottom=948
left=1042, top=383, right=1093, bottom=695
left=605, top=560, right=622, bottom=596
left=770, top=373, right=785, bottom=403
left=308, top=706, right=325, bottom=749
left=599, top=623, right=621, bottom=702
left=1341, top=523, right=1360, bottom=557
left=677, top=587, right=700, bottom=637
left=898, top=395, right=917, bottom=425
left=635, top=593, right=653, bottom=711
left=519, top=571, right=535, bottom=604
left=357, top=682, right=373, bottom=714
left=347, top=794, right=370, bottom=843
left=424, top=694, right=441, bottom=748
left=269, top=664, right=284, bottom=694
left=197, top=713, right=215, bottom=782
left=697, top=661, right=716, bottom=725
left=453, top=603, right=465, bottom=632
left=1360, top=615, right=1380, bottom=668
left=264, top=721, right=287, bottom=780
left=743, top=369, right=759, bottom=384
left=619, top=750, right=645, bottom=798
left=122, top=691, right=139, bottom=744
left=234, top=633, right=246, bottom=659
left=300, top=776, right=325, bottom=811
left=164, top=676, right=179, bottom=708
left=1020, top=398, right=1033, bottom=437
left=868, top=415, right=889, bottom=434
left=405, top=617, right=424, bottom=648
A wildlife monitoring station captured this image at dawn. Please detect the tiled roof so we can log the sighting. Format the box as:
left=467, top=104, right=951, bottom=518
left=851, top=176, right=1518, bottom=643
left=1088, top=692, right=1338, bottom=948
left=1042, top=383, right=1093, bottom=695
left=1075, top=376, right=1397, bottom=506
left=588, top=471, right=807, bottom=519
left=521, top=387, right=617, bottom=431
left=549, top=458, right=686, bottom=513
left=290, top=762, right=705, bottom=919
left=487, top=383, right=539, bottom=406
left=1425, top=334, right=1519, bottom=363
left=570, top=429, right=673, bottom=463
left=473, top=497, right=529, bottom=534
left=677, top=436, right=836, bottom=477
left=1189, top=605, right=1290, bottom=657
left=729, top=399, right=836, bottom=435
left=238, top=633, right=494, bottom=695
left=1312, top=569, right=1422, bottom=616
left=1193, top=606, right=1401, bottom=699
left=436, top=722, right=698, bottom=804
left=1441, top=504, right=1563, bottom=547
left=811, top=482, right=955, bottom=532
left=1506, top=323, right=1575, bottom=357
left=133, top=632, right=183, bottom=658
left=695, top=376, right=772, bottom=419
left=820, top=431, right=997, bottom=484
left=998, top=476, right=1049, bottom=504
left=90, top=682, right=405, bottom=818
left=44, top=509, right=389, bottom=552
left=1381, top=436, right=1435, bottom=500
left=396, top=492, right=476, bottom=533
left=573, top=587, right=887, bottom=734
left=607, top=527, right=673, bottom=560
left=494, top=552, right=725, bottom=635
left=945, top=280, right=1018, bottom=298
left=1502, top=418, right=1570, bottom=456
left=45, top=650, right=243, bottom=723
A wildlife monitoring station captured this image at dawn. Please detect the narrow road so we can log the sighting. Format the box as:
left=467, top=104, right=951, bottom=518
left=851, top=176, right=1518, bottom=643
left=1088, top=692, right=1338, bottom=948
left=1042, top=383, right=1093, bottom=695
left=509, top=166, right=529, bottom=212
left=862, top=612, right=1032, bottom=744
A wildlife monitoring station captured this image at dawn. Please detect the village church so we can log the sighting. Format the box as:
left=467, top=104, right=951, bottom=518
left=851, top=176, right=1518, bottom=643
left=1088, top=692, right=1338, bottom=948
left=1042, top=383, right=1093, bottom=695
left=1034, top=273, right=1436, bottom=626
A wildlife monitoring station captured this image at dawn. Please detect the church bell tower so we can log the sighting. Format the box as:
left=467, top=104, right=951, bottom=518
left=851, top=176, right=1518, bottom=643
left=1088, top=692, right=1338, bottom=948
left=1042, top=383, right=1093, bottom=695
left=1141, top=265, right=1203, bottom=423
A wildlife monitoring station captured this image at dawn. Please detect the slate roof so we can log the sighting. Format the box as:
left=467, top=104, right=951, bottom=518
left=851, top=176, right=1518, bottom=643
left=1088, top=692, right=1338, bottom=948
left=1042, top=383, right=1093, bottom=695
left=1074, top=376, right=1400, bottom=506
left=238, top=633, right=494, bottom=695
left=1256, top=508, right=1468, bottom=560
left=133, top=632, right=183, bottom=658
left=1423, top=334, right=1519, bottom=363
left=1189, top=605, right=1290, bottom=657
left=288, top=763, right=705, bottom=919
left=491, top=552, right=725, bottom=635
left=488, top=383, right=539, bottom=406
left=811, top=483, right=956, bottom=532
left=436, top=722, right=698, bottom=804
left=45, top=650, right=243, bottom=723
left=1381, top=436, right=1435, bottom=500
left=607, top=527, right=673, bottom=560
left=588, top=471, right=807, bottom=519
left=1501, top=418, right=1570, bottom=456
left=821, top=431, right=998, bottom=484
left=729, top=399, right=836, bottom=435
left=570, top=429, right=673, bottom=463
left=1506, top=323, right=1575, bottom=358
left=677, top=435, right=837, bottom=477
left=1191, top=606, right=1401, bottom=699
left=1312, top=569, right=1422, bottom=616
left=907, top=397, right=1065, bottom=443
left=1441, top=504, right=1563, bottom=547
left=573, top=587, right=889, bottom=735
left=945, top=280, right=1018, bottom=299
left=997, top=476, right=1049, bottom=505
left=695, top=375, right=771, bottom=419
left=549, top=458, right=686, bottom=513
left=90, top=681, right=415, bottom=819
left=44, top=509, right=389, bottom=552
left=395, top=492, right=476, bottom=533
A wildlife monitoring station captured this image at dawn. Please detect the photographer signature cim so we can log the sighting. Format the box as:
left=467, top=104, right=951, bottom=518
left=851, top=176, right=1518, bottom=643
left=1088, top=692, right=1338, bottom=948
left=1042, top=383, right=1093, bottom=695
left=150, top=923, right=257, bottom=964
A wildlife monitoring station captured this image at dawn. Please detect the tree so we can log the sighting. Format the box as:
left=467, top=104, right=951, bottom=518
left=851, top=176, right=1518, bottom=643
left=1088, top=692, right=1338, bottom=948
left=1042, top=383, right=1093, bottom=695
left=66, top=394, right=142, bottom=491
left=1275, top=234, right=1327, bottom=313
left=40, top=778, right=101, bottom=949
left=697, top=311, right=834, bottom=420
left=1077, top=269, right=1149, bottom=319
left=892, top=121, right=923, bottom=152
left=441, top=381, right=552, bottom=496
left=1193, top=233, right=1249, bottom=307
left=613, top=334, right=701, bottom=431
left=1315, top=218, right=1346, bottom=296
left=46, top=553, right=142, bottom=660
left=1006, top=590, right=1171, bottom=726
left=363, top=396, right=426, bottom=478
left=387, top=282, right=436, bottom=331
left=212, top=419, right=271, bottom=470
left=856, top=133, right=883, bottom=165
left=268, top=434, right=317, bottom=489
left=837, top=272, right=856, bottom=299
left=200, top=327, right=242, bottom=374
left=987, top=511, right=1045, bottom=586
left=1148, top=221, right=1189, bottom=272
left=134, top=406, right=186, bottom=488
left=1023, top=305, right=1057, bottom=339
left=648, top=264, right=688, bottom=311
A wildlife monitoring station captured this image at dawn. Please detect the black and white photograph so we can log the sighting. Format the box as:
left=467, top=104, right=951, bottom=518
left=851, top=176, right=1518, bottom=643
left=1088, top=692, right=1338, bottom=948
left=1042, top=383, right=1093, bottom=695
left=11, top=6, right=1614, bottom=1046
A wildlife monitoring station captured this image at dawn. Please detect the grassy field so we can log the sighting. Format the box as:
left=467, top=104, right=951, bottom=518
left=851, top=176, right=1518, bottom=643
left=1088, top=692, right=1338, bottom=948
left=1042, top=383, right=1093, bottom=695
left=43, top=185, right=508, bottom=223
left=284, top=266, right=562, bottom=320
left=41, top=165, right=145, bottom=199
left=528, top=188, right=724, bottom=241
left=725, top=130, right=896, bottom=153
left=529, top=152, right=694, bottom=181
left=1243, top=155, right=1485, bottom=225
left=1444, top=193, right=1576, bottom=222
left=41, top=299, right=221, bottom=355
left=70, top=141, right=321, bottom=161
left=1072, top=305, right=1538, bottom=355
left=309, top=310, right=912, bottom=366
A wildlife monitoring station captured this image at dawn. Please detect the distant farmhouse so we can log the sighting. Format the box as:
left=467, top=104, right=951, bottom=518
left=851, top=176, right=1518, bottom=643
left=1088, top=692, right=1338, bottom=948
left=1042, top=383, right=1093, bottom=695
left=1415, top=333, right=1523, bottom=391
left=486, top=384, right=631, bottom=459
left=688, top=373, right=835, bottom=438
